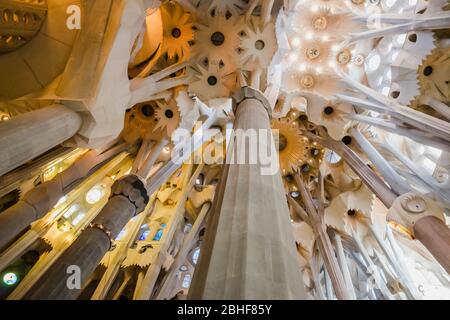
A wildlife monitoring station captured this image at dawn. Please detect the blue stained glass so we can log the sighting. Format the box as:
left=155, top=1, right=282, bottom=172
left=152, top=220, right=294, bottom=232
left=139, top=230, right=150, bottom=241
left=153, top=229, right=164, bottom=241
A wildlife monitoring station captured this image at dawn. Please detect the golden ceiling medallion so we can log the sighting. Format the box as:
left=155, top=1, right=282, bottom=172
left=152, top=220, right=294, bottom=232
left=300, top=74, right=315, bottom=89
left=337, top=49, right=352, bottom=65
left=313, top=16, right=327, bottom=31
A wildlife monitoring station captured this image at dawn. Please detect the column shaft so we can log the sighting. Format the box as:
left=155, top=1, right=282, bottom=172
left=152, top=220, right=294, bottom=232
left=0, top=147, right=127, bottom=250
left=0, top=104, right=82, bottom=176
left=305, top=131, right=397, bottom=207
left=189, top=88, right=306, bottom=299
left=414, top=216, right=450, bottom=274
left=24, top=175, right=149, bottom=299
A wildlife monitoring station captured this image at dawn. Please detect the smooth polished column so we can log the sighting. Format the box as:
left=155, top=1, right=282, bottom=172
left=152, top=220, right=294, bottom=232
left=189, top=87, right=306, bottom=299
left=0, top=104, right=82, bottom=176
left=388, top=193, right=450, bottom=274
left=414, top=217, right=450, bottom=274
left=24, top=175, right=149, bottom=300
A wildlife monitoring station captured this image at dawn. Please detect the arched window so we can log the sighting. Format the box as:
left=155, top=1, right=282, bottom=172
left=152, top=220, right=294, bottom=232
left=192, top=247, right=200, bottom=265
left=153, top=223, right=167, bottom=241
left=138, top=224, right=151, bottom=241
left=182, top=274, right=191, bottom=289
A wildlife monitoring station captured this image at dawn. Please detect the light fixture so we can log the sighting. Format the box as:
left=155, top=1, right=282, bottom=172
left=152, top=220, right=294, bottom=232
left=179, top=265, right=188, bottom=272
left=290, top=191, right=300, bottom=198
left=85, top=184, right=106, bottom=204
left=2, top=272, right=18, bottom=286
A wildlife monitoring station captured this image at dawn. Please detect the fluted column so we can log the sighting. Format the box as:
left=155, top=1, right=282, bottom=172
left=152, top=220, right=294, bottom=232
left=0, top=0, right=47, bottom=53
left=24, top=175, right=149, bottom=300
left=0, top=146, right=126, bottom=250
left=188, top=87, right=306, bottom=299
left=0, top=104, right=82, bottom=176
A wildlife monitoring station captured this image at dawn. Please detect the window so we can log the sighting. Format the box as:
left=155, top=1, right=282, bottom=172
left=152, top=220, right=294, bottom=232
left=182, top=274, right=192, bottom=289
left=153, top=229, right=164, bottom=241
left=139, top=230, right=151, bottom=241
left=72, top=212, right=86, bottom=226
left=153, top=224, right=167, bottom=241
left=179, top=265, right=188, bottom=272
left=63, top=204, right=79, bottom=219
left=2, top=272, right=18, bottom=286
left=183, top=223, right=192, bottom=234
left=192, top=247, right=200, bottom=265
left=138, top=224, right=150, bottom=241
left=85, top=184, right=106, bottom=204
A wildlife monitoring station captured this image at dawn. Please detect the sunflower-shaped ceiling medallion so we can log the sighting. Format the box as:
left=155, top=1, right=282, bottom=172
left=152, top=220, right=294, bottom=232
left=160, top=2, right=194, bottom=61
left=154, top=100, right=182, bottom=137
left=304, top=93, right=355, bottom=140
left=324, top=183, right=376, bottom=238
left=291, top=4, right=362, bottom=40
left=193, top=14, right=242, bottom=72
left=239, top=17, right=277, bottom=71
left=282, top=68, right=343, bottom=99
left=418, top=47, right=450, bottom=103
left=123, top=102, right=169, bottom=143
left=188, top=62, right=238, bottom=101
left=271, top=117, right=324, bottom=176
left=296, top=38, right=333, bottom=66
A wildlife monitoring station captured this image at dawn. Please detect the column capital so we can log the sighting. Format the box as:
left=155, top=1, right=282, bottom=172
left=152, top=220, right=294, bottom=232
left=387, top=192, right=445, bottom=235
left=232, top=86, right=272, bottom=118
left=111, top=174, right=149, bottom=214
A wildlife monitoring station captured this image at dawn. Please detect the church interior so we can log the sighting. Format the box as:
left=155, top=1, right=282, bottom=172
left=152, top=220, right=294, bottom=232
left=0, top=0, right=449, bottom=300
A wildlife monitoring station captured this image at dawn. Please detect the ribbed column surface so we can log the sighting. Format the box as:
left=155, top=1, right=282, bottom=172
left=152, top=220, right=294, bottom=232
left=0, top=104, right=82, bottom=176
left=188, top=89, right=306, bottom=299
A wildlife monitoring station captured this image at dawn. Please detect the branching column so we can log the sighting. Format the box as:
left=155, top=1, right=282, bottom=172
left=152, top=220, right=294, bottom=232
left=0, top=146, right=125, bottom=250
left=0, top=104, right=82, bottom=176
left=0, top=0, right=47, bottom=53
left=24, top=175, right=149, bottom=299
left=188, top=87, right=306, bottom=299
left=294, top=174, right=354, bottom=300
left=307, top=129, right=450, bottom=274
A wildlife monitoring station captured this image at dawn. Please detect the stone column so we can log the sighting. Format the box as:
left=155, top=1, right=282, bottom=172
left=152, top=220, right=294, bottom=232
left=388, top=192, right=450, bottom=274
left=0, top=104, right=82, bottom=176
left=294, top=173, right=354, bottom=300
left=0, top=146, right=126, bottom=250
left=0, top=0, right=47, bottom=53
left=24, top=175, right=149, bottom=300
left=188, top=87, right=306, bottom=299
left=304, top=130, right=398, bottom=208
left=350, top=128, right=410, bottom=196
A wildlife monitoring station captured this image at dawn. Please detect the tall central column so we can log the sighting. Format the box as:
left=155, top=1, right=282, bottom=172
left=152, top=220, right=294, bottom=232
left=189, top=87, right=306, bottom=299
